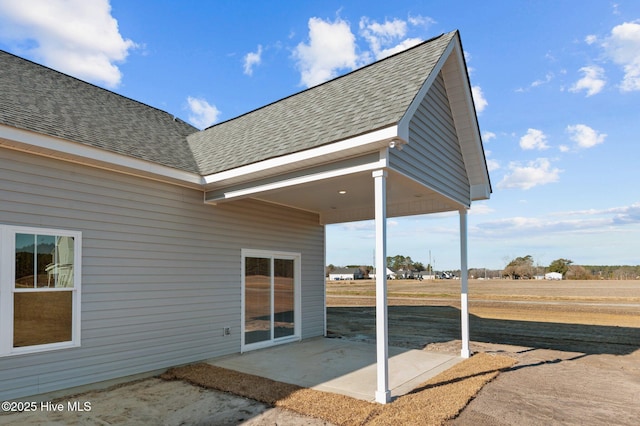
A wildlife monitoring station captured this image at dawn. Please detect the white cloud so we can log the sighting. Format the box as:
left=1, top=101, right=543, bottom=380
left=293, top=14, right=435, bottom=87
left=471, top=85, right=488, bottom=112
left=519, top=128, right=549, bottom=150
left=484, top=148, right=499, bottom=171
left=474, top=215, right=611, bottom=238
left=531, top=72, right=554, bottom=87
left=486, top=158, right=501, bottom=172
left=293, top=17, right=359, bottom=88
left=359, top=17, right=407, bottom=52
left=0, top=0, right=136, bottom=88
left=559, top=145, right=570, bottom=152
left=601, top=21, right=640, bottom=92
left=243, top=45, right=262, bottom=76
left=359, top=16, right=427, bottom=61
left=482, top=131, right=496, bottom=142
left=476, top=201, right=640, bottom=238
left=516, top=72, right=555, bottom=92
left=469, top=203, right=494, bottom=215
left=407, top=15, right=436, bottom=27
left=186, top=97, right=221, bottom=129
left=566, top=124, right=606, bottom=149
left=613, top=3, right=621, bottom=15
left=374, top=37, right=423, bottom=60
left=360, top=17, right=409, bottom=60
left=559, top=202, right=640, bottom=225
left=609, top=202, right=640, bottom=224
left=498, top=158, right=562, bottom=190
left=465, top=57, right=475, bottom=76
left=569, top=65, right=606, bottom=96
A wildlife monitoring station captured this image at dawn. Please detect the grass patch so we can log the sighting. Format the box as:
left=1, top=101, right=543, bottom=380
left=161, top=352, right=516, bottom=425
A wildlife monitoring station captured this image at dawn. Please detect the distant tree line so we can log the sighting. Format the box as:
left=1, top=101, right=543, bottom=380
left=326, top=254, right=640, bottom=280
left=501, top=254, right=640, bottom=280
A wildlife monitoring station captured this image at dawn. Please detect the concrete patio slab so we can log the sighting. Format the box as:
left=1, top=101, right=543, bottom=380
left=208, top=337, right=462, bottom=401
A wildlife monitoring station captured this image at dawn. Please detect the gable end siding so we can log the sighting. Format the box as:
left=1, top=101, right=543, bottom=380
left=0, top=148, right=324, bottom=400
left=392, top=72, right=470, bottom=206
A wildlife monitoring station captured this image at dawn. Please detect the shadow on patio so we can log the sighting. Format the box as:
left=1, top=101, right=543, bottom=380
left=327, top=305, right=640, bottom=356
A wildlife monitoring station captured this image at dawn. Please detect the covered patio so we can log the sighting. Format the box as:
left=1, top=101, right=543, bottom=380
left=208, top=337, right=462, bottom=402
left=197, top=31, right=490, bottom=403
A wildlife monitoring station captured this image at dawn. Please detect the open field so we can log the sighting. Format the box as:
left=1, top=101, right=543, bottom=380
left=327, top=278, right=640, bottom=326
left=327, top=278, right=640, bottom=425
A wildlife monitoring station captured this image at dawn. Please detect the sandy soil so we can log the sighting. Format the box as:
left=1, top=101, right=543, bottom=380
left=0, top=378, right=330, bottom=426
left=1, top=279, right=638, bottom=425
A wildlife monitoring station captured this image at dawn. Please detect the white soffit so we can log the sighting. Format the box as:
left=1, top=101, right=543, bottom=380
left=205, top=151, right=390, bottom=204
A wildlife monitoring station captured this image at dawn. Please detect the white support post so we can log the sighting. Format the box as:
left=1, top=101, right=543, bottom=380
left=373, top=169, right=390, bottom=404
left=459, top=209, right=471, bottom=358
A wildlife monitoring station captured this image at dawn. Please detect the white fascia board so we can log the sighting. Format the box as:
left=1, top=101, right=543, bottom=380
left=0, top=125, right=204, bottom=188
left=446, top=43, right=491, bottom=189
left=203, top=125, right=401, bottom=186
left=207, top=156, right=388, bottom=203
left=471, top=183, right=491, bottom=200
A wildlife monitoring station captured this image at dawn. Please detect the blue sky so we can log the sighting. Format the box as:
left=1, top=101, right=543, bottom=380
left=1, top=1, right=639, bottom=270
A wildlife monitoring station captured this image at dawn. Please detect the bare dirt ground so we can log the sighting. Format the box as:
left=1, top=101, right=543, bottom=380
left=0, top=378, right=329, bottom=426
left=327, top=279, right=640, bottom=425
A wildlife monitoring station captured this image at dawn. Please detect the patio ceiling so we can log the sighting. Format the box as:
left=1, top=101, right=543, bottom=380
left=203, top=141, right=464, bottom=225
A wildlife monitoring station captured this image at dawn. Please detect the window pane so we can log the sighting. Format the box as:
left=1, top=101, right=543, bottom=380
left=37, top=235, right=56, bottom=287
left=14, top=291, right=73, bottom=347
left=244, top=257, right=271, bottom=344
left=274, top=259, right=294, bottom=338
left=50, top=236, right=75, bottom=288
left=15, top=233, right=36, bottom=288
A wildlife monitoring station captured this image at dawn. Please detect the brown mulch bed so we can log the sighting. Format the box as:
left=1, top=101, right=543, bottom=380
left=160, top=352, right=516, bottom=426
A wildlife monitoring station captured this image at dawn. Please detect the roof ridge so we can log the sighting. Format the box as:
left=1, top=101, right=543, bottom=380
left=202, top=31, right=453, bottom=131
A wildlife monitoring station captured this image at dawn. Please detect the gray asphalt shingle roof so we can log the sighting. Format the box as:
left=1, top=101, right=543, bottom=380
left=188, top=31, right=455, bottom=175
left=0, top=31, right=456, bottom=177
left=0, top=50, right=200, bottom=173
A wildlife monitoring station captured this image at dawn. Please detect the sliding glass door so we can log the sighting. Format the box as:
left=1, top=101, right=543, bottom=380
left=273, top=258, right=295, bottom=339
left=242, top=250, right=300, bottom=351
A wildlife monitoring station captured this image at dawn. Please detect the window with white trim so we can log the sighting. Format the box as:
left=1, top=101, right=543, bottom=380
left=0, top=225, right=81, bottom=356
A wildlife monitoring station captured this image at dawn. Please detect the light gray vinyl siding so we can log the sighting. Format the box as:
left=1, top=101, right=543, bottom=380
left=392, top=71, right=470, bottom=206
left=0, top=148, right=324, bottom=400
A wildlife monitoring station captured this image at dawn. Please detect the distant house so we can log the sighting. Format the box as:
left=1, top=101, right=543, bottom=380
left=396, top=268, right=415, bottom=279
left=417, top=270, right=436, bottom=280
left=0, top=30, right=490, bottom=403
left=370, top=267, right=397, bottom=280
left=328, top=267, right=366, bottom=280
left=545, top=272, right=563, bottom=280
